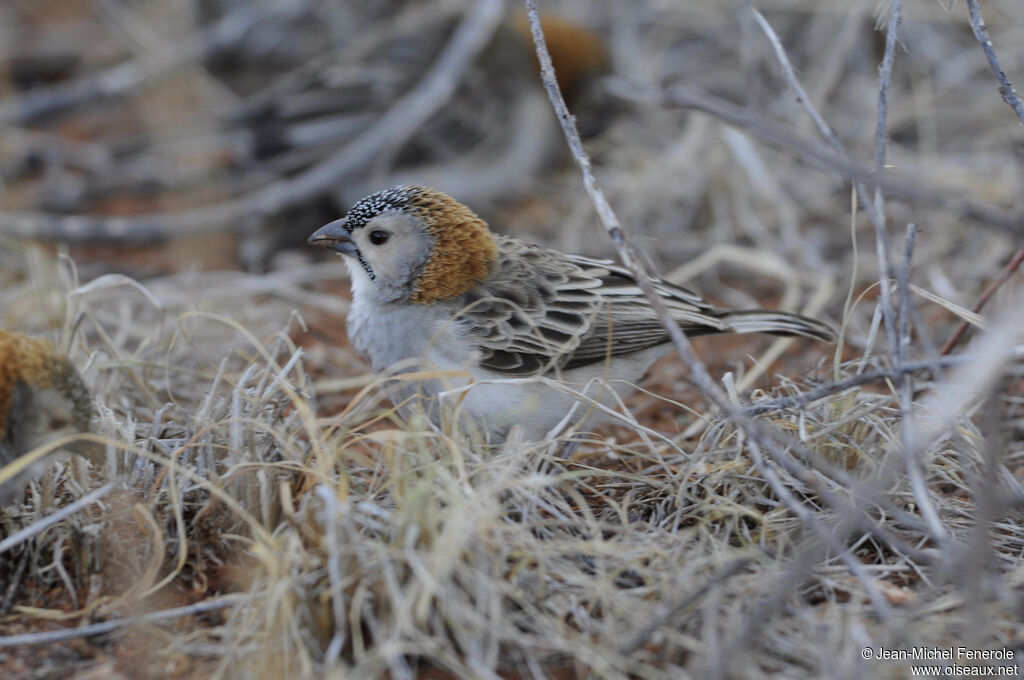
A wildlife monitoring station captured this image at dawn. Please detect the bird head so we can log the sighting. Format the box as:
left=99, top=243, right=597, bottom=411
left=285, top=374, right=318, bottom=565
left=0, top=331, right=96, bottom=501
left=309, top=186, right=498, bottom=304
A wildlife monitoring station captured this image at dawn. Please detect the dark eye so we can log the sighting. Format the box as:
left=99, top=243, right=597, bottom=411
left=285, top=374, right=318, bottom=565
left=369, top=230, right=390, bottom=245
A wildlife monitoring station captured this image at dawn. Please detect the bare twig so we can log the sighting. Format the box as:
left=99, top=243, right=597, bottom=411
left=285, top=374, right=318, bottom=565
left=0, top=481, right=118, bottom=555
left=749, top=8, right=842, bottom=151
left=895, top=223, right=944, bottom=545
left=872, top=0, right=946, bottom=545
left=940, top=246, right=1024, bottom=356
left=897, top=224, right=918, bottom=370
left=745, top=4, right=1020, bottom=247
left=752, top=2, right=949, bottom=545
left=745, top=439, right=894, bottom=621
left=742, top=355, right=970, bottom=416
left=524, top=1, right=722, bottom=404
left=0, top=594, right=246, bottom=647
left=609, top=82, right=1024, bottom=239
left=526, top=2, right=820, bottom=465
left=525, top=0, right=915, bottom=619
left=965, top=0, right=1024, bottom=124
left=871, top=0, right=902, bottom=364
left=749, top=5, right=893, bottom=333
left=0, top=0, right=504, bottom=242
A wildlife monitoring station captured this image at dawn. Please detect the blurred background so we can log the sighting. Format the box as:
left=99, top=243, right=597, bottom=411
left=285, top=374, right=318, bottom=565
left=1, top=0, right=1019, bottom=312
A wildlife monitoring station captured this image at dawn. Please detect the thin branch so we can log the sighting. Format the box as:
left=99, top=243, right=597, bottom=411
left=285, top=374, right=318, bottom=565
left=608, top=82, right=1024, bottom=239
left=524, top=1, right=722, bottom=404
left=755, top=6, right=947, bottom=549
left=872, top=0, right=946, bottom=545
left=0, top=594, right=246, bottom=647
left=752, top=4, right=950, bottom=544
left=745, top=439, right=894, bottom=621
left=0, top=481, right=118, bottom=555
left=871, top=0, right=902, bottom=363
left=742, top=355, right=970, bottom=416
left=753, top=2, right=908, bottom=394
left=0, top=0, right=504, bottom=242
left=749, top=8, right=842, bottom=151
left=940, top=246, right=1024, bottom=356
left=965, top=0, right=1024, bottom=124
left=896, top=223, right=943, bottom=545
left=525, top=0, right=925, bottom=606
left=897, top=224, right=918, bottom=370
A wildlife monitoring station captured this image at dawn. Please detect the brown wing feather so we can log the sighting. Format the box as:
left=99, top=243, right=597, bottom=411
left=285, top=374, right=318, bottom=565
left=453, top=237, right=597, bottom=375
left=453, top=236, right=832, bottom=376
left=454, top=237, right=723, bottom=375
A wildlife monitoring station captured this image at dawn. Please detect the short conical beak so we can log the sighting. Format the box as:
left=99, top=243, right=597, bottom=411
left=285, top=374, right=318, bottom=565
left=308, top=218, right=358, bottom=256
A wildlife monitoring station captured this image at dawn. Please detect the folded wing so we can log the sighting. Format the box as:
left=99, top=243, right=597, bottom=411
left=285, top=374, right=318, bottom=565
left=455, top=236, right=832, bottom=376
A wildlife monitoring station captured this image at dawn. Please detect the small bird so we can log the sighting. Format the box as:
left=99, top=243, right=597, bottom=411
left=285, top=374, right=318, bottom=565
left=0, top=330, right=95, bottom=505
left=309, top=186, right=834, bottom=441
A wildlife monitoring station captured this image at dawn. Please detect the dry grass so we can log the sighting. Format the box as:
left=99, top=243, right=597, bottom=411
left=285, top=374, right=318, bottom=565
left=2, top=1, right=1024, bottom=678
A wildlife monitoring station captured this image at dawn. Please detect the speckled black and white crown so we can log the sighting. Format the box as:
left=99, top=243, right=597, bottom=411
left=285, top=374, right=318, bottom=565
left=344, top=186, right=422, bottom=231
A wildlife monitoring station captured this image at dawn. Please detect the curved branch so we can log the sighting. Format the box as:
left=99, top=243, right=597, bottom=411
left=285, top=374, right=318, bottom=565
left=0, top=0, right=504, bottom=243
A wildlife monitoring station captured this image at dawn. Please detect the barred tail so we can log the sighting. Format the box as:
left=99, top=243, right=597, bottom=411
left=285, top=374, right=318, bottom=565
left=718, top=310, right=835, bottom=342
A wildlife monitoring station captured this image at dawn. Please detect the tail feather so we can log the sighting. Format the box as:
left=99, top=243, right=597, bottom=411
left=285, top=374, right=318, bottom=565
left=718, top=310, right=835, bottom=342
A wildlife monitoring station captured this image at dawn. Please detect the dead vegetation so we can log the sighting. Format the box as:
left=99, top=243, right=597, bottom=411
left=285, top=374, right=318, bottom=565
left=1, top=0, right=1023, bottom=678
